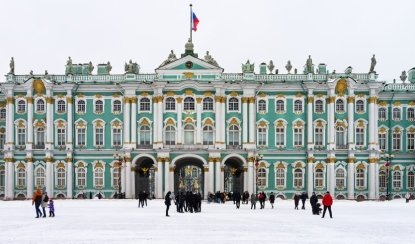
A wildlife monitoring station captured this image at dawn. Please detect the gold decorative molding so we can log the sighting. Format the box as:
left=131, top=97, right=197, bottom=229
left=141, top=92, right=149, bottom=97
left=335, top=79, right=347, bottom=96
left=296, top=92, right=303, bottom=97
left=140, top=118, right=149, bottom=126
left=26, top=97, right=34, bottom=104
left=229, top=118, right=239, bottom=125
left=368, top=96, right=378, bottom=104
left=33, top=79, right=46, bottom=95
left=176, top=97, right=183, bottom=103
left=258, top=121, right=267, bottom=127
left=294, top=120, right=304, bottom=127
left=347, top=96, right=355, bottom=103
left=258, top=92, right=266, bottom=97
left=248, top=97, right=255, bottom=103
left=357, top=93, right=365, bottom=98
left=131, top=97, right=137, bottom=103
left=196, top=97, right=203, bottom=103
left=35, top=121, right=45, bottom=127
left=46, top=97, right=54, bottom=104
left=184, top=89, right=194, bottom=96
left=166, top=91, right=175, bottom=97
left=327, top=157, right=336, bottom=164
left=0, top=128, right=5, bottom=133
left=393, top=127, right=401, bottom=133
left=66, top=157, right=73, bottom=163
left=315, top=163, right=324, bottom=169
left=379, top=127, right=387, bottom=133
left=204, top=118, right=213, bottom=126
left=307, top=96, right=314, bottom=103
left=230, top=91, right=238, bottom=97
left=348, top=157, right=356, bottom=164
left=327, top=96, right=336, bottom=104
left=183, top=72, right=194, bottom=79
left=6, top=97, right=15, bottom=104
left=66, top=96, right=73, bottom=104
left=276, top=163, right=285, bottom=169
left=184, top=117, right=193, bottom=124
left=378, top=101, right=387, bottom=106
left=368, top=158, right=379, bottom=164
left=57, top=162, right=65, bottom=168
left=44, top=157, right=53, bottom=163
left=357, top=120, right=365, bottom=128
left=393, top=101, right=401, bottom=107
left=316, top=120, right=324, bottom=127
left=357, top=163, right=366, bottom=169
left=124, top=97, right=131, bottom=103
left=294, top=162, right=303, bottom=168
left=276, top=120, right=284, bottom=127
left=166, top=118, right=175, bottom=125
left=26, top=157, right=34, bottom=163
left=95, top=162, right=103, bottom=168
left=409, top=101, right=415, bottom=106
left=241, top=97, right=249, bottom=103
left=5, top=157, right=15, bottom=163
left=276, top=94, right=285, bottom=98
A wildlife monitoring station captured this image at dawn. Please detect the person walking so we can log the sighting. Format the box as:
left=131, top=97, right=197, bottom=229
left=405, top=192, right=411, bottom=203
left=234, top=191, right=241, bottom=209
left=48, top=199, right=55, bottom=217
left=250, top=193, right=257, bottom=209
left=269, top=192, right=275, bottom=209
left=165, top=191, right=172, bottom=217
left=41, top=192, right=49, bottom=218
left=300, top=192, right=308, bottom=210
left=294, top=193, right=300, bottom=210
left=32, top=189, right=43, bottom=218
left=322, top=191, right=333, bottom=218
left=310, top=192, right=318, bottom=215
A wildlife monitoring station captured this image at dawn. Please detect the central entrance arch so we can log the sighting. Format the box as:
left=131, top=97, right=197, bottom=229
left=173, top=157, right=205, bottom=196
left=223, top=157, right=245, bottom=194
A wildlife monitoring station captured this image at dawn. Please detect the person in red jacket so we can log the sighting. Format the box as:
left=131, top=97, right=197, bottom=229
left=322, top=191, right=333, bottom=218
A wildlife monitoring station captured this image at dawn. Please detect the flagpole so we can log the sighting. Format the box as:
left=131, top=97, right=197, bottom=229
left=190, top=3, right=193, bottom=42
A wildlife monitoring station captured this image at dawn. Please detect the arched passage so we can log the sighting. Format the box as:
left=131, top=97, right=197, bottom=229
left=133, top=156, right=156, bottom=199
left=174, top=157, right=205, bottom=196
left=223, top=157, right=244, bottom=194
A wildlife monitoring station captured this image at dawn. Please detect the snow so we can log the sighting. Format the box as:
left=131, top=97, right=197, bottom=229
left=1, top=199, right=414, bottom=244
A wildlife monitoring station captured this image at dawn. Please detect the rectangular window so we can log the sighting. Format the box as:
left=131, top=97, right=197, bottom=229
left=275, top=128, right=285, bottom=146
left=77, top=169, right=86, bottom=188
left=17, top=128, right=26, bottom=146
left=315, top=127, right=323, bottom=146
left=77, top=128, right=86, bottom=146
left=294, top=128, right=303, bottom=147
left=57, top=128, right=66, bottom=146
left=393, top=133, right=401, bottom=150
left=379, top=133, right=386, bottom=150
left=356, top=128, right=364, bottom=146
left=258, top=128, right=267, bottom=146
left=112, top=128, right=122, bottom=146
left=0, top=133, right=5, bottom=149
left=408, top=133, right=415, bottom=150
left=95, top=128, right=104, bottom=146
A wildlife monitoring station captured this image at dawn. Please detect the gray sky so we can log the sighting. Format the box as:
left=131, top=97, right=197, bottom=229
left=1, top=0, right=414, bottom=82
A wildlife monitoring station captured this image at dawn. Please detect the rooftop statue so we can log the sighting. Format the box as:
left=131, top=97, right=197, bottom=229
left=242, top=60, right=254, bottom=73
left=44, top=70, right=50, bottom=80
left=305, top=55, right=313, bottom=74
left=160, top=50, right=178, bottom=67
left=106, top=61, right=112, bottom=74
left=345, top=66, right=353, bottom=74
left=125, top=59, right=140, bottom=74
left=369, top=54, right=376, bottom=73
left=88, top=61, right=94, bottom=75
left=285, top=60, right=292, bottom=74
left=29, top=70, right=34, bottom=77
left=400, top=70, right=407, bottom=82
left=65, top=56, right=73, bottom=75
left=267, top=60, right=275, bottom=74
left=9, top=57, right=14, bottom=74
left=204, top=51, right=219, bottom=67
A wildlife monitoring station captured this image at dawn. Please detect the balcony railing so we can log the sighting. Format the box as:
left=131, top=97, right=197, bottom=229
left=226, top=145, right=242, bottom=150
left=336, top=144, right=348, bottom=150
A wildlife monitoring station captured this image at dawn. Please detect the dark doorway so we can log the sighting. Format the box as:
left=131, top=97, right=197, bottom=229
left=174, top=158, right=204, bottom=196
left=134, top=157, right=155, bottom=199
left=224, top=158, right=244, bottom=194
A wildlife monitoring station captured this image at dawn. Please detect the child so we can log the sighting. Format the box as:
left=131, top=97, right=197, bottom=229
left=48, top=199, right=55, bottom=217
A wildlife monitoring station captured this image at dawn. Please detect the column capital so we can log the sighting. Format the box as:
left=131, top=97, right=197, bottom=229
left=66, top=96, right=73, bottom=104
left=327, top=157, right=336, bottom=164
left=307, top=157, right=314, bottom=164
left=326, top=96, right=336, bottom=104
left=347, top=157, right=356, bottom=164
left=368, top=96, right=378, bottom=104
left=6, top=97, right=15, bottom=104
left=26, top=97, right=34, bottom=104
left=46, top=97, right=54, bottom=104
left=347, top=96, right=355, bottom=103
left=44, top=156, right=54, bottom=163
left=248, top=97, right=255, bottom=103
left=196, top=97, right=203, bottom=103
left=307, top=96, right=314, bottom=103
left=368, top=158, right=379, bottom=164
left=25, top=157, right=34, bottom=163
left=176, top=97, right=183, bottom=103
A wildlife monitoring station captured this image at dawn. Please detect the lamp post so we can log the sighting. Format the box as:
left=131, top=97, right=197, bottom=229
left=253, top=153, right=263, bottom=194
left=114, top=152, right=126, bottom=199
left=381, top=153, right=394, bottom=200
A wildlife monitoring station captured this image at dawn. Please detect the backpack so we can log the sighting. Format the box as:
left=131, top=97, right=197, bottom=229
left=44, top=195, right=49, bottom=202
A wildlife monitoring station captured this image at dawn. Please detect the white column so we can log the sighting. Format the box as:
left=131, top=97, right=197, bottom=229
left=125, top=161, right=132, bottom=198
left=208, top=160, right=214, bottom=193
left=169, top=165, right=174, bottom=193
left=328, top=161, right=335, bottom=196
left=66, top=93, right=73, bottom=148
left=307, top=158, right=314, bottom=196
left=67, top=160, right=73, bottom=199
left=157, top=98, right=163, bottom=145
left=307, top=93, right=313, bottom=148
left=154, top=167, right=159, bottom=198
left=123, top=98, right=130, bottom=146
left=26, top=159, right=34, bottom=198
left=220, top=165, right=225, bottom=192
left=152, top=97, right=158, bottom=147
left=248, top=98, right=255, bottom=144
left=243, top=168, right=248, bottom=192
left=215, top=161, right=221, bottom=193
left=130, top=170, right=135, bottom=198
left=242, top=98, right=248, bottom=146
left=177, top=98, right=183, bottom=145
left=5, top=96, right=15, bottom=148
left=131, top=98, right=137, bottom=147
left=8, top=161, right=14, bottom=199
left=204, top=167, right=209, bottom=199
left=347, top=92, right=354, bottom=149
left=164, top=160, right=170, bottom=193
left=27, top=95, right=34, bottom=148
left=46, top=161, right=52, bottom=196
left=46, top=96, right=53, bottom=146
left=121, top=162, right=126, bottom=195
left=347, top=158, right=355, bottom=199
left=328, top=92, right=335, bottom=150
left=368, top=94, right=376, bottom=149
left=368, top=160, right=376, bottom=200
left=221, top=97, right=226, bottom=146
left=196, top=98, right=202, bottom=144
left=157, top=160, right=163, bottom=198
left=215, top=96, right=222, bottom=147
left=248, top=160, right=254, bottom=194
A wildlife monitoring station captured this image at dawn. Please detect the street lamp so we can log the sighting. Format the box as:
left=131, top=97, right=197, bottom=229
left=113, top=152, right=126, bottom=199
left=381, top=153, right=394, bottom=200
left=253, top=153, right=263, bottom=194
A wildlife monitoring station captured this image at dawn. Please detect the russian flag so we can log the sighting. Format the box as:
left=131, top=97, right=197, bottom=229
left=192, top=12, right=199, bottom=31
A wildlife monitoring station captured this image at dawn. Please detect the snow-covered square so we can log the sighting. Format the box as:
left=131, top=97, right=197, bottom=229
left=1, top=199, right=414, bottom=244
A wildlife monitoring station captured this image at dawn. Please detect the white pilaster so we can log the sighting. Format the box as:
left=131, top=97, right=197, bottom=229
left=46, top=92, right=53, bottom=147
left=307, top=159, right=314, bottom=196
left=248, top=98, right=255, bottom=144
left=8, top=161, right=14, bottom=199
left=66, top=92, right=73, bottom=148
left=177, top=98, right=183, bottom=145
left=123, top=98, right=131, bottom=146
left=328, top=161, right=335, bottom=196
left=46, top=161, right=52, bottom=196
left=152, top=97, right=158, bottom=147
left=248, top=160, right=254, bottom=194
left=368, top=159, right=376, bottom=200
left=368, top=92, right=376, bottom=149
left=5, top=94, right=15, bottom=148
left=154, top=167, right=159, bottom=198
left=347, top=91, right=354, bottom=149
left=169, top=165, right=174, bottom=193
left=347, top=158, right=355, bottom=199
left=204, top=167, right=209, bottom=199
left=215, top=96, right=222, bottom=148
left=27, top=93, right=34, bottom=149
left=125, top=161, right=132, bottom=198
left=164, top=161, right=170, bottom=193
left=196, top=98, right=202, bottom=144
left=157, top=160, right=163, bottom=198
left=26, top=159, right=33, bottom=198
left=131, top=98, right=137, bottom=147
left=121, top=162, right=126, bottom=195
left=307, top=91, right=313, bottom=148
left=209, top=160, right=214, bottom=193
left=328, top=90, right=335, bottom=150
left=67, top=160, right=73, bottom=199
left=156, top=96, right=163, bottom=146
left=242, top=98, right=248, bottom=146
left=243, top=168, right=248, bottom=192
left=220, top=165, right=225, bottom=192
left=215, top=161, right=221, bottom=192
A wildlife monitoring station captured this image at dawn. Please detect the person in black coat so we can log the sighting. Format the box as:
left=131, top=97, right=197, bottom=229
left=300, top=192, right=308, bottom=210
left=309, top=192, right=318, bottom=215
left=164, top=191, right=172, bottom=217
left=294, top=193, right=300, bottom=210
left=234, top=191, right=241, bottom=209
left=269, top=192, right=276, bottom=209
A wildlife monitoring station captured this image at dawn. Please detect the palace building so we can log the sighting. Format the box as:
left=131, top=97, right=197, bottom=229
left=0, top=40, right=414, bottom=200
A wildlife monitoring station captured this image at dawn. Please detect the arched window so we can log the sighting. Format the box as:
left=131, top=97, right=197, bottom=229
left=378, top=107, right=386, bottom=120
left=356, top=168, right=365, bottom=188
left=36, top=100, right=45, bottom=113
left=276, top=100, right=285, bottom=113
left=57, top=168, right=66, bottom=188
left=17, top=168, right=26, bottom=187
left=35, top=167, right=45, bottom=188
left=17, top=100, right=26, bottom=113
left=203, top=97, right=213, bottom=111
left=275, top=168, right=285, bottom=188
left=356, top=100, right=365, bottom=113
left=139, top=125, right=151, bottom=145
left=184, top=97, right=195, bottom=110
left=228, top=125, right=240, bottom=146
left=228, top=97, right=239, bottom=111
left=0, top=108, right=6, bottom=119
left=315, top=100, right=324, bottom=113
left=379, top=171, right=386, bottom=188
left=94, top=167, right=104, bottom=188
left=57, top=100, right=66, bottom=113
left=315, top=168, right=323, bottom=188
left=113, top=166, right=120, bottom=188
left=95, top=100, right=103, bottom=113
left=77, top=100, right=86, bottom=113
left=113, top=100, right=122, bottom=113
left=393, top=171, right=402, bottom=188
left=336, top=99, right=344, bottom=113
left=35, top=127, right=45, bottom=149
left=165, top=97, right=176, bottom=111
left=294, top=100, right=303, bottom=113
left=184, top=124, right=195, bottom=145
left=258, top=100, right=266, bottom=112
left=257, top=127, right=267, bottom=146
left=258, top=168, right=267, bottom=187
left=336, top=168, right=345, bottom=188
left=77, top=168, right=86, bottom=187
left=336, top=127, right=346, bottom=149
left=140, top=98, right=150, bottom=111
left=165, top=125, right=176, bottom=145
left=407, top=171, right=414, bottom=188
left=408, top=108, right=415, bottom=121
left=293, top=168, right=303, bottom=188
left=393, top=108, right=401, bottom=120
left=203, top=125, right=214, bottom=145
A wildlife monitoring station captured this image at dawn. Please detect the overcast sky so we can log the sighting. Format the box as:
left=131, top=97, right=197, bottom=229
left=0, top=0, right=414, bottom=82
